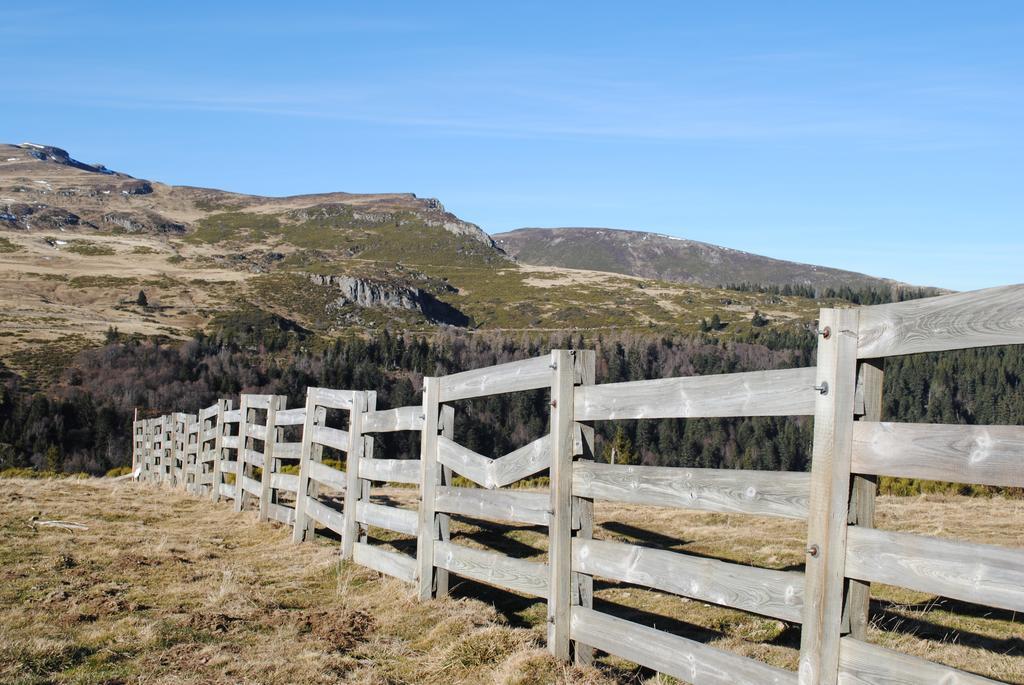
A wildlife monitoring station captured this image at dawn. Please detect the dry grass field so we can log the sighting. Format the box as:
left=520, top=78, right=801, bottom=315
left=2, top=478, right=1022, bottom=684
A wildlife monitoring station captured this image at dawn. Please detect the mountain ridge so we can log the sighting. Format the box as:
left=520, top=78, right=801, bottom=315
left=494, top=226, right=935, bottom=293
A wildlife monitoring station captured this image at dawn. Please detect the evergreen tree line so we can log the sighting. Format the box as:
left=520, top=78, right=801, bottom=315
left=1, top=327, right=1020, bottom=495
left=723, top=282, right=938, bottom=305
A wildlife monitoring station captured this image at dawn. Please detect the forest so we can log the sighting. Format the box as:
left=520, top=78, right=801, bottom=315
left=2, top=310, right=1021, bottom=497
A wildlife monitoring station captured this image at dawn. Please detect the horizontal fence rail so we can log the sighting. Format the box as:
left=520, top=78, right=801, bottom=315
left=129, top=283, right=1024, bottom=685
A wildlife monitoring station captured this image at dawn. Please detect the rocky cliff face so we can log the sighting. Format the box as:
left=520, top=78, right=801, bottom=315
left=307, top=274, right=470, bottom=327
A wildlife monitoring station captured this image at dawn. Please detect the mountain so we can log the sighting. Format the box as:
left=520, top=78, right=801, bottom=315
left=1, top=143, right=855, bottom=384
left=494, top=227, right=919, bottom=293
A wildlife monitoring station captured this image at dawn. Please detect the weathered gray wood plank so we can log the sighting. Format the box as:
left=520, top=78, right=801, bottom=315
left=358, top=457, right=419, bottom=484
left=270, top=472, right=299, bottom=493
left=437, top=354, right=553, bottom=402
left=307, top=387, right=356, bottom=409
left=353, top=542, right=417, bottom=583
left=274, top=408, right=306, bottom=426
left=437, top=435, right=551, bottom=489
left=547, top=349, right=576, bottom=658
left=303, top=496, right=345, bottom=535
left=435, top=486, right=550, bottom=526
left=492, top=435, right=551, bottom=487
left=310, top=425, right=349, bottom=451
left=851, top=421, right=1024, bottom=488
left=273, top=442, right=302, bottom=460
left=571, top=606, right=798, bottom=685
left=363, top=406, right=424, bottom=433
left=355, top=501, right=419, bottom=536
left=858, top=283, right=1024, bottom=358
left=241, top=475, right=261, bottom=496
left=845, top=526, right=1024, bottom=614
left=574, top=367, right=817, bottom=421
left=417, top=377, right=442, bottom=601
left=800, top=307, right=861, bottom=685
left=837, top=636, right=1002, bottom=685
left=433, top=541, right=549, bottom=598
left=267, top=501, right=295, bottom=526
left=307, top=459, right=346, bottom=491
left=573, top=538, right=804, bottom=623
left=573, top=461, right=810, bottom=520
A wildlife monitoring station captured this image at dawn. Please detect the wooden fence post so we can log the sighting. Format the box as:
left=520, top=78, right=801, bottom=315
left=258, top=396, right=285, bottom=522
left=342, top=391, right=369, bottom=560
left=434, top=403, right=455, bottom=598
left=235, top=397, right=252, bottom=513
left=292, top=390, right=324, bottom=543
left=799, top=307, right=861, bottom=685
left=844, top=359, right=883, bottom=639
left=570, top=349, right=596, bottom=665
left=210, top=399, right=230, bottom=502
left=548, top=349, right=579, bottom=660
left=416, top=377, right=442, bottom=600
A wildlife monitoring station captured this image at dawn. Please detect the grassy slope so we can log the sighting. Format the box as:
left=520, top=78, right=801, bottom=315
left=0, top=209, right=826, bottom=383
left=2, top=478, right=1021, bottom=684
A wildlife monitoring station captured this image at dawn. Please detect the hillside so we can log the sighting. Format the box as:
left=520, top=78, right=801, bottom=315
left=494, top=227, right=923, bottom=292
left=3, top=477, right=1021, bottom=683
left=0, top=143, right=831, bottom=382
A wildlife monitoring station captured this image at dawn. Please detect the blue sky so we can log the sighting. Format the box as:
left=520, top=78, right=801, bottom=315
left=2, top=2, right=1021, bottom=290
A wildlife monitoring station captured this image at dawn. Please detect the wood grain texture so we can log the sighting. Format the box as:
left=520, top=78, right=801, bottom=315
left=434, top=486, right=551, bottom=526
left=573, top=538, right=804, bottom=623
left=437, top=354, right=553, bottom=402
left=267, top=501, right=295, bottom=526
left=307, top=459, right=346, bottom=492
left=846, top=360, right=882, bottom=640
left=851, top=421, right=1024, bottom=488
left=241, top=475, right=261, bottom=496
left=272, top=442, right=301, bottom=460
left=310, top=425, right=349, bottom=451
left=437, top=435, right=551, bottom=489
left=571, top=606, right=798, bottom=685
left=416, top=377, right=442, bottom=601
left=845, top=526, right=1024, bottom=613
left=800, top=307, right=861, bottom=685
left=274, top=408, right=306, bottom=426
left=342, top=391, right=369, bottom=559
left=857, top=283, right=1024, bottom=358
left=358, top=457, right=419, bottom=484
left=303, top=496, right=345, bottom=535
left=292, top=392, right=322, bottom=543
left=363, top=406, right=424, bottom=433
left=222, top=409, right=241, bottom=423
left=837, top=637, right=1002, bottom=685
left=353, top=542, right=417, bottom=583
left=307, top=387, right=356, bottom=409
left=547, top=349, right=575, bottom=658
left=573, top=461, right=810, bottom=519
left=433, top=541, right=549, bottom=598
left=355, top=501, right=419, bottom=536
left=574, top=367, right=817, bottom=421
left=270, top=472, right=299, bottom=493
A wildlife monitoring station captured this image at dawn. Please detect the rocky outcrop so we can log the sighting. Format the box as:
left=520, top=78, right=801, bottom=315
left=0, top=202, right=82, bottom=230
left=17, top=143, right=115, bottom=175
left=307, top=273, right=469, bottom=327
left=100, top=210, right=186, bottom=234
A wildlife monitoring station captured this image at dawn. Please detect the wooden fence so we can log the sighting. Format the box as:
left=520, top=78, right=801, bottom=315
left=131, top=284, right=1024, bottom=685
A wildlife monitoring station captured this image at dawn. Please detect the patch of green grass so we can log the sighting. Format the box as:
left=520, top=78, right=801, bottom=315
left=0, top=235, right=20, bottom=253
left=64, top=241, right=116, bottom=256
left=130, top=245, right=157, bottom=255
left=166, top=254, right=185, bottom=264
left=69, top=275, right=139, bottom=288
left=185, top=212, right=282, bottom=244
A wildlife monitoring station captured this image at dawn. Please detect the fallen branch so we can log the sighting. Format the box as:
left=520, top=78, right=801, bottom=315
left=29, top=517, right=89, bottom=531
